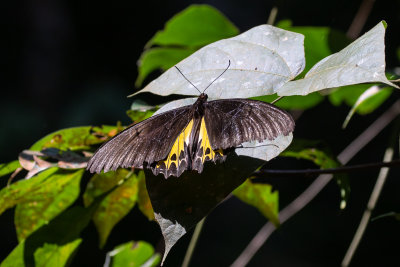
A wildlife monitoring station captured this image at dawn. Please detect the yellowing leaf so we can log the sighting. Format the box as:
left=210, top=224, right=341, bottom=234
left=233, top=179, right=279, bottom=226
left=15, top=169, right=84, bottom=241
left=34, top=239, right=82, bottom=267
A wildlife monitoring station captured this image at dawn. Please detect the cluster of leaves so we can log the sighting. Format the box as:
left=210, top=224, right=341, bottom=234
left=1, top=4, right=398, bottom=267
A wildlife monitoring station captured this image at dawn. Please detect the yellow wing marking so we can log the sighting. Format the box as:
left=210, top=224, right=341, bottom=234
left=198, top=117, right=223, bottom=162
left=156, top=119, right=194, bottom=169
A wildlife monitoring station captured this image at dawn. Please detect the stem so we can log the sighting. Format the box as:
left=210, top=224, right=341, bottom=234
left=253, top=159, right=400, bottom=178
left=181, top=218, right=205, bottom=267
left=267, top=7, right=278, bottom=25
left=346, top=0, right=376, bottom=40
left=231, top=100, right=400, bottom=267
left=341, top=121, right=398, bottom=267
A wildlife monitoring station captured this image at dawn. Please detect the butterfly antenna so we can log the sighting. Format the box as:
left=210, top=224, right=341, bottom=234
left=271, top=96, right=285, bottom=104
left=203, top=60, right=231, bottom=93
left=174, top=66, right=202, bottom=94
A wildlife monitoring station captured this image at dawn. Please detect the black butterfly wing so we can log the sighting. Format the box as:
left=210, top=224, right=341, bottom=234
left=203, top=99, right=295, bottom=150
left=87, top=106, right=193, bottom=174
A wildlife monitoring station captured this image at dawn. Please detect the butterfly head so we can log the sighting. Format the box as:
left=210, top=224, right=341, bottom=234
left=199, top=93, right=208, bottom=101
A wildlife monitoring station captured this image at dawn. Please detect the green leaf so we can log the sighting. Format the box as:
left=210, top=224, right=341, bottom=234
left=356, top=87, right=392, bottom=114
left=252, top=92, right=324, bottom=110
left=281, top=139, right=340, bottom=169
left=1, top=201, right=101, bottom=267
left=0, top=241, right=24, bottom=267
left=136, top=171, right=154, bottom=221
left=83, top=170, right=142, bottom=248
left=342, top=85, right=392, bottom=128
left=148, top=4, right=239, bottom=47
left=135, top=47, right=196, bottom=87
left=135, top=5, right=238, bottom=87
left=94, top=174, right=139, bottom=248
left=126, top=110, right=155, bottom=124
left=14, top=169, right=84, bottom=241
left=34, top=239, right=82, bottom=267
left=30, top=125, right=118, bottom=151
left=106, top=241, right=160, bottom=267
left=0, top=160, right=21, bottom=178
left=277, top=20, right=349, bottom=73
left=83, top=169, right=131, bottom=207
left=281, top=139, right=350, bottom=209
left=233, top=179, right=279, bottom=226
left=329, top=84, right=374, bottom=107
left=0, top=167, right=58, bottom=215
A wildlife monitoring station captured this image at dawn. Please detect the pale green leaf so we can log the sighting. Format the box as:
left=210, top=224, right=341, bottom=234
left=0, top=160, right=21, bottom=178
left=278, top=21, right=398, bottom=96
left=30, top=126, right=118, bottom=151
left=34, top=239, right=82, bottom=267
left=132, top=25, right=305, bottom=99
left=15, top=169, right=84, bottom=241
left=106, top=241, right=160, bottom=267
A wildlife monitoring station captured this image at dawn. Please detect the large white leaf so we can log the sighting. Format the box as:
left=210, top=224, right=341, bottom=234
left=278, top=21, right=398, bottom=96
left=132, top=25, right=305, bottom=99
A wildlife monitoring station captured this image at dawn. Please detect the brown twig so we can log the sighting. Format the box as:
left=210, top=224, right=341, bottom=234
left=346, top=0, right=376, bottom=40
left=253, top=159, right=400, bottom=178
left=341, top=120, right=399, bottom=267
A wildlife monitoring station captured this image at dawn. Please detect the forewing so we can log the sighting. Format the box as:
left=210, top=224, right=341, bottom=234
left=204, top=99, right=294, bottom=150
left=87, top=106, right=193, bottom=174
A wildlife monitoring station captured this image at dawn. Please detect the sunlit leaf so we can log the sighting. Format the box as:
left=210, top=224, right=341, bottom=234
left=0, top=241, right=24, bottom=267
left=30, top=126, right=118, bottom=151
left=148, top=5, right=238, bottom=47
left=105, top=241, right=160, bottom=267
left=15, top=169, right=84, bottom=241
left=93, top=174, right=139, bottom=248
left=132, top=24, right=305, bottom=99
left=0, top=160, right=21, bottom=178
left=342, top=85, right=392, bottom=128
left=34, top=239, right=82, bottom=267
left=1, top=202, right=100, bottom=267
left=278, top=21, right=398, bottom=96
left=83, top=169, right=131, bottom=207
left=233, top=179, right=279, bottom=226
left=0, top=167, right=58, bottom=215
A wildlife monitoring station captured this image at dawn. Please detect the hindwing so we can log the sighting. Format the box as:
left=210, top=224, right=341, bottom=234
left=204, top=99, right=295, bottom=150
left=87, top=105, right=193, bottom=175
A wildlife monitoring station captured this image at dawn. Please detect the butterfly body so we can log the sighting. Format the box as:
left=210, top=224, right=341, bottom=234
left=87, top=93, right=294, bottom=178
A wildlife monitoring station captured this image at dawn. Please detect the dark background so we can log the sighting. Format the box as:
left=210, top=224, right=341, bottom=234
left=1, top=0, right=400, bottom=266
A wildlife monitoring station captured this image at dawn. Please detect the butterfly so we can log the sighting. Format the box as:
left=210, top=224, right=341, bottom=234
left=87, top=61, right=295, bottom=178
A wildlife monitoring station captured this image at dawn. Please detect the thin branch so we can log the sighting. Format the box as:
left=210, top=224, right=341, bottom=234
left=341, top=121, right=398, bottom=267
left=231, top=100, right=400, bottom=267
left=346, top=0, right=376, bottom=40
left=267, top=7, right=278, bottom=26
left=182, top=218, right=205, bottom=267
left=253, top=159, right=400, bottom=178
